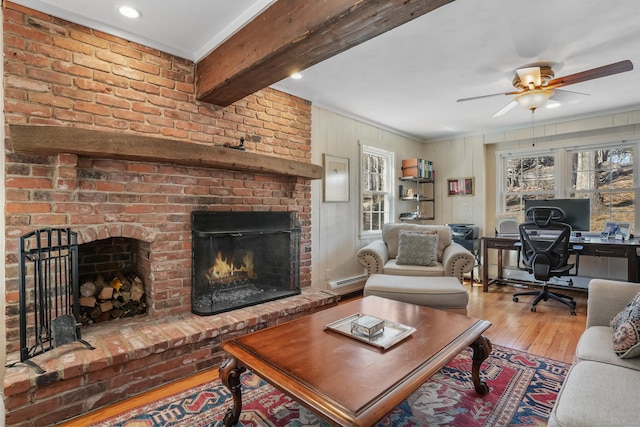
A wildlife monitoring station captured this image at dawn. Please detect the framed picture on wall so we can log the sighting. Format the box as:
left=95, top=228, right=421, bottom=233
left=323, top=154, right=349, bottom=202
left=447, top=177, right=474, bottom=196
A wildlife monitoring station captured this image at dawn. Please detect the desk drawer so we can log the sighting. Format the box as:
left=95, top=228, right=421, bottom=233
left=484, top=239, right=519, bottom=250
left=576, top=244, right=631, bottom=258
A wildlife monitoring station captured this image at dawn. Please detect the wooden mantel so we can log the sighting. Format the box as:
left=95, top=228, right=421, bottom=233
left=8, top=125, right=323, bottom=180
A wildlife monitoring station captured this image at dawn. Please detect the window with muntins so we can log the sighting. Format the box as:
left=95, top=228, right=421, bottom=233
left=503, top=153, right=555, bottom=215
left=499, top=143, right=639, bottom=232
left=568, top=146, right=635, bottom=232
left=361, top=145, right=393, bottom=236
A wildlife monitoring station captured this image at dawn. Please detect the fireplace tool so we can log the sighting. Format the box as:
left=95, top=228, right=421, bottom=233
left=6, top=228, right=94, bottom=373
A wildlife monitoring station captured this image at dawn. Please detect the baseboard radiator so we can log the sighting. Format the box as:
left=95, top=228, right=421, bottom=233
left=327, top=274, right=368, bottom=295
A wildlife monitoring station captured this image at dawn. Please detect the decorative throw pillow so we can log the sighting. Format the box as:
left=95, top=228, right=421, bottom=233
left=395, top=231, right=438, bottom=267
left=610, top=291, right=640, bottom=358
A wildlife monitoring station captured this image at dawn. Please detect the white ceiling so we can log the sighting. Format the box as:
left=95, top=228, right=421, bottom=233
left=11, top=0, right=640, bottom=141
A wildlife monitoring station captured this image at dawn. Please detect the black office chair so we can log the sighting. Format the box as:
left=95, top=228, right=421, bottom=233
left=513, top=206, right=578, bottom=315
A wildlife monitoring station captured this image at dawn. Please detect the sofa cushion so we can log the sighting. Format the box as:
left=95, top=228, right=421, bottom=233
left=548, top=361, right=640, bottom=427
left=382, top=223, right=452, bottom=260
left=395, top=231, right=438, bottom=266
left=576, top=326, right=640, bottom=371
left=383, top=259, right=443, bottom=277
left=610, top=290, right=640, bottom=358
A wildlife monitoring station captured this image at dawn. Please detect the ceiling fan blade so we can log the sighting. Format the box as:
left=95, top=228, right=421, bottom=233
left=549, top=89, right=590, bottom=102
left=492, top=100, right=518, bottom=117
left=457, top=91, right=520, bottom=103
left=547, top=60, right=633, bottom=88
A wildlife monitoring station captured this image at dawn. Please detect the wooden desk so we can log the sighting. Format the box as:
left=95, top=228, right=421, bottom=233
left=481, top=235, right=640, bottom=292
left=220, top=296, right=492, bottom=426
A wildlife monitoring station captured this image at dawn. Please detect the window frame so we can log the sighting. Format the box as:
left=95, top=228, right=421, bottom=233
left=360, top=144, right=394, bottom=238
left=498, top=149, right=558, bottom=216
left=496, top=141, right=640, bottom=233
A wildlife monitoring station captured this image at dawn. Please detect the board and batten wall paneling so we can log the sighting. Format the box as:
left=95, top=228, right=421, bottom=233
left=424, top=136, right=484, bottom=230
left=310, top=107, right=426, bottom=290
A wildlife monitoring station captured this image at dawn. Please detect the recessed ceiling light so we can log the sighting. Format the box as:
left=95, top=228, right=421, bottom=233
left=119, top=6, right=141, bottom=19
left=290, top=72, right=302, bottom=80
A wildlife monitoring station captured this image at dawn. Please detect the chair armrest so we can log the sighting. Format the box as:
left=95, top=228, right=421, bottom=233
left=442, top=242, right=475, bottom=283
left=587, top=279, right=640, bottom=328
left=357, top=240, right=389, bottom=275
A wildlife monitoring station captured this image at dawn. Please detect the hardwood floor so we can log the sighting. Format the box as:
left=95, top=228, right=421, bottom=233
left=58, top=280, right=587, bottom=426
left=465, top=281, right=587, bottom=364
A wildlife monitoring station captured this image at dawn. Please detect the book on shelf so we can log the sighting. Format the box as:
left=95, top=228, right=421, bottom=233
left=401, top=158, right=434, bottom=180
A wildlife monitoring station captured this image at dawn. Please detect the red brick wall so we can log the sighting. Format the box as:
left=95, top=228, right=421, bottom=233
left=3, top=2, right=313, bottom=353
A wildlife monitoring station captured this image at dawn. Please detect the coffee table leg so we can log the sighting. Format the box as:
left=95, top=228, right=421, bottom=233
left=470, top=335, right=492, bottom=395
left=220, top=357, right=246, bottom=426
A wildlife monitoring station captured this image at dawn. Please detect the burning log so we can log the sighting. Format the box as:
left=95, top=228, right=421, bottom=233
left=208, top=272, right=249, bottom=286
left=206, top=250, right=256, bottom=281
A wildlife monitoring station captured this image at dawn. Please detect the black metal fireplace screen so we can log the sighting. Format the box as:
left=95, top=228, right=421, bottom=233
left=191, top=211, right=301, bottom=315
left=10, top=228, right=93, bottom=372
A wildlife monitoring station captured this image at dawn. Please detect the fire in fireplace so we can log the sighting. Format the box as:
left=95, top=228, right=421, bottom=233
left=191, top=211, right=301, bottom=315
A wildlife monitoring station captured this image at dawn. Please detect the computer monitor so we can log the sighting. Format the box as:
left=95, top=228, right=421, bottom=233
left=524, top=198, right=591, bottom=232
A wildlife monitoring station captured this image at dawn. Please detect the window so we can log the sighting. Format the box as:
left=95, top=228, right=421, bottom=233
left=499, top=143, right=639, bottom=232
left=503, top=153, right=555, bottom=215
left=569, top=146, right=635, bottom=232
left=361, top=145, right=394, bottom=236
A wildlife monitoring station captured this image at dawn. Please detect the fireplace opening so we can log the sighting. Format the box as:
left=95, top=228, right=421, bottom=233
left=77, top=237, right=148, bottom=325
left=191, top=211, right=301, bottom=315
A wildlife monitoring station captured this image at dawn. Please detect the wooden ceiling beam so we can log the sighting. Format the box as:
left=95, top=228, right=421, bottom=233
left=196, top=0, right=453, bottom=106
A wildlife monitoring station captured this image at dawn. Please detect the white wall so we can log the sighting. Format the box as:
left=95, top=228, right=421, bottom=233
left=422, top=135, right=485, bottom=232
left=310, top=107, right=426, bottom=289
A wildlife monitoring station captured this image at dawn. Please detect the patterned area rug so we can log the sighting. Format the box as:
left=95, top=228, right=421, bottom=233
left=88, top=344, right=570, bottom=426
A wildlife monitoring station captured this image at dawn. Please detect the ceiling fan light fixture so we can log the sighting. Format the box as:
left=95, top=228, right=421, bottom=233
left=515, top=89, right=553, bottom=111
left=516, top=67, right=543, bottom=87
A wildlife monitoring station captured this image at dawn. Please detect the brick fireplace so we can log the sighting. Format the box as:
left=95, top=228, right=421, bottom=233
left=2, top=3, right=336, bottom=426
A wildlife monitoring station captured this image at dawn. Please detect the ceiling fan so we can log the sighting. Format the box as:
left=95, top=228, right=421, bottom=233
left=457, top=60, right=634, bottom=117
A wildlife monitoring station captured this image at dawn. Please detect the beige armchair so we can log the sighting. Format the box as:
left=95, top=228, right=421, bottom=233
left=357, top=223, right=475, bottom=283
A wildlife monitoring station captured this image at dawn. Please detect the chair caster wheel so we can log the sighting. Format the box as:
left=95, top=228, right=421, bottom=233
left=571, top=309, right=577, bottom=315
left=513, top=297, right=519, bottom=302
left=530, top=306, right=536, bottom=312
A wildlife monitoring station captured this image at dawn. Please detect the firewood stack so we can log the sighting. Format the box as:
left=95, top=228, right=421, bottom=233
left=79, top=271, right=147, bottom=325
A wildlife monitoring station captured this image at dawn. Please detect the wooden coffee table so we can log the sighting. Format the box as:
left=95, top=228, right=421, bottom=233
left=220, top=295, right=492, bottom=426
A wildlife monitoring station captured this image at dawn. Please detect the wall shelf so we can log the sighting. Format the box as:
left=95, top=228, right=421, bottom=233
left=399, top=175, right=435, bottom=222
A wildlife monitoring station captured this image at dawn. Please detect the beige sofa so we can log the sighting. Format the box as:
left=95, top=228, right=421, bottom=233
left=548, top=278, right=640, bottom=427
left=356, top=223, right=475, bottom=283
